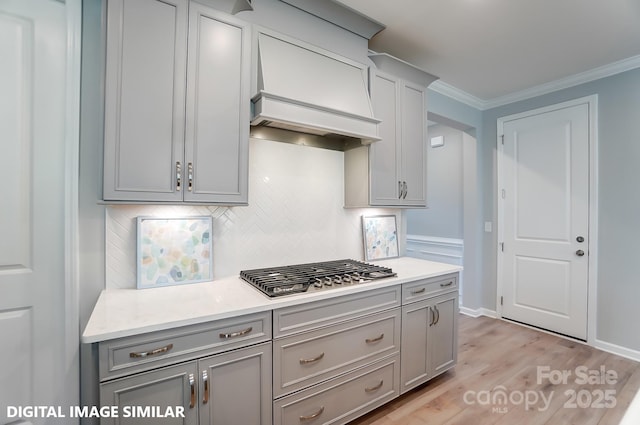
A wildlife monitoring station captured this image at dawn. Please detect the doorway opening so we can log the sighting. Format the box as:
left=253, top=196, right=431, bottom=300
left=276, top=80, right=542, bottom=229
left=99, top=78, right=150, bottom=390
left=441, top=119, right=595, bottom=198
left=405, top=112, right=480, bottom=313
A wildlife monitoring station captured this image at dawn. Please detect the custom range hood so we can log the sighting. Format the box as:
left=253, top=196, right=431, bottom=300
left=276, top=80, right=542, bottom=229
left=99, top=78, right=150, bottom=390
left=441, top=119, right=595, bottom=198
left=250, top=30, right=381, bottom=146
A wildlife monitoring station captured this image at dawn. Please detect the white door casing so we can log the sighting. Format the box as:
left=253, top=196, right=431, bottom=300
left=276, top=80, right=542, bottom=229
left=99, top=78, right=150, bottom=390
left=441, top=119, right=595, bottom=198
left=0, top=0, right=80, bottom=423
left=497, top=96, right=598, bottom=341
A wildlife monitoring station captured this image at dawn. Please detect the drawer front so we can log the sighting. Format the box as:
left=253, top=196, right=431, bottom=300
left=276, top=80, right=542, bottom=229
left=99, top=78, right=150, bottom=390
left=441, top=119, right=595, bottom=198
left=274, top=354, right=400, bottom=425
left=99, top=311, right=271, bottom=381
left=274, top=286, right=401, bottom=337
left=274, top=309, right=400, bottom=397
left=402, top=273, right=458, bottom=304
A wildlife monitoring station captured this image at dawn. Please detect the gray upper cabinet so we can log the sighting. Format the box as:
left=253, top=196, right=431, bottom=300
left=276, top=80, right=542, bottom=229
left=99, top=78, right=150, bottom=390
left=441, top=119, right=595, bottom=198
left=344, top=53, right=437, bottom=208
left=103, top=0, right=250, bottom=204
left=369, top=69, right=427, bottom=207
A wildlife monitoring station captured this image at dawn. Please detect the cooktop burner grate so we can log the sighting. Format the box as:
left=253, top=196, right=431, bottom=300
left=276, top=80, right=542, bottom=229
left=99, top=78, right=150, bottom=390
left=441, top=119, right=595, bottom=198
left=240, top=259, right=396, bottom=297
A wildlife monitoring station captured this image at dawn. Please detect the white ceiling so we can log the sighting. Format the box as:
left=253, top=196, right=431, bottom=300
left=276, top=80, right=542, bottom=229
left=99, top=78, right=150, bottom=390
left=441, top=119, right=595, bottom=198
left=335, top=0, right=640, bottom=103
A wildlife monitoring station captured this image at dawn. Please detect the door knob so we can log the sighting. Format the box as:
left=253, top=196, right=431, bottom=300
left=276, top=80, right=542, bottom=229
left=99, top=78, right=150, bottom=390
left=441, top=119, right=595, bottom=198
left=576, top=236, right=585, bottom=243
left=576, top=250, right=585, bottom=257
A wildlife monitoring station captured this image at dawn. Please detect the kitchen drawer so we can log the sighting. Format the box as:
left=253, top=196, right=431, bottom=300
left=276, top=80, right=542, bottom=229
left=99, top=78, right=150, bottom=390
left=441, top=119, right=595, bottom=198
left=98, top=311, right=271, bottom=381
left=274, top=286, right=401, bottom=337
left=402, top=273, right=458, bottom=305
left=274, top=354, right=400, bottom=425
left=274, top=308, right=400, bottom=397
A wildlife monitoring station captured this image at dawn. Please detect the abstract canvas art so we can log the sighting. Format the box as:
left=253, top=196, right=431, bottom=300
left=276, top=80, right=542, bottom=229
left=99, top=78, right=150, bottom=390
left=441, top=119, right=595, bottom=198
left=137, top=216, right=213, bottom=289
left=362, top=215, right=399, bottom=261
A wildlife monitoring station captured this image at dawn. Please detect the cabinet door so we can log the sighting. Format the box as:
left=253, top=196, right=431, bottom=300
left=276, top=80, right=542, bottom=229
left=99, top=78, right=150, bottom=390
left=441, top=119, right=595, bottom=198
left=184, top=4, right=250, bottom=204
left=369, top=69, right=402, bottom=205
left=400, top=300, right=430, bottom=394
left=400, top=80, right=427, bottom=206
left=103, top=0, right=188, bottom=202
left=198, top=342, right=272, bottom=425
left=430, top=292, right=458, bottom=377
left=100, top=361, right=198, bottom=425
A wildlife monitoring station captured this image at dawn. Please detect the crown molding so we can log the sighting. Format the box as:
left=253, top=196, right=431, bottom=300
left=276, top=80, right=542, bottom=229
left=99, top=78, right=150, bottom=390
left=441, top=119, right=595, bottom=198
left=430, top=54, right=640, bottom=111
left=428, top=80, right=487, bottom=110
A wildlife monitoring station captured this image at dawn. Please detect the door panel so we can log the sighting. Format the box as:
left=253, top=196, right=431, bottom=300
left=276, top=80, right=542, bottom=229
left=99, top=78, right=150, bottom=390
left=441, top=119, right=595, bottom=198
left=184, top=4, right=250, bottom=203
left=369, top=70, right=401, bottom=205
left=400, top=81, right=426, bottom=205
left=199, top=343, right=272, bottom=425
left=514, top=256, right=571, bottom=316
left=0, top=0, right=71, bottom=421
left=501, top=102, right=589, bottom=339
left=100, top=362, right=199, bottom=425
left=103, top=0, right=187, bottom=201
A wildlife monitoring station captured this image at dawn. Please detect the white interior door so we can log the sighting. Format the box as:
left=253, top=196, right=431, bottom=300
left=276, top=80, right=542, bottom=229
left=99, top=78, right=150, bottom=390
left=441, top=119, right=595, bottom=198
left=0, top=0, right=78, bottom=423
left=498, top=100, right=590, bottom=340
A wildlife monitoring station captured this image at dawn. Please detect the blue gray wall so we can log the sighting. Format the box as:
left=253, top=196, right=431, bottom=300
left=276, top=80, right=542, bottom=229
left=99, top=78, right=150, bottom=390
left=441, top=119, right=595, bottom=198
left=407, top=124, right=464, bottom=239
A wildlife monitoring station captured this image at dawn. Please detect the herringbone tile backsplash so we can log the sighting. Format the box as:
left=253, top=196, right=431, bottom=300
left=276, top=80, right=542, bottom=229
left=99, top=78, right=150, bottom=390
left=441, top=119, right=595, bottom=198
left=106, top=138, right=402, bottom=289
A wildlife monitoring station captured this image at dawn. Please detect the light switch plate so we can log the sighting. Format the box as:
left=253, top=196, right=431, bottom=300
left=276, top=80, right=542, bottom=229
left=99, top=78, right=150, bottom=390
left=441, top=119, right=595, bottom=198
left=430, top=135, right=444, bottom=147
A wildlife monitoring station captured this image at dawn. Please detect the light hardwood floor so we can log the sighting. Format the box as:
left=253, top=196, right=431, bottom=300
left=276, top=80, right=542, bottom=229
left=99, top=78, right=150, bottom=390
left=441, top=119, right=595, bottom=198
left=349, top=315, right=640, bottom=425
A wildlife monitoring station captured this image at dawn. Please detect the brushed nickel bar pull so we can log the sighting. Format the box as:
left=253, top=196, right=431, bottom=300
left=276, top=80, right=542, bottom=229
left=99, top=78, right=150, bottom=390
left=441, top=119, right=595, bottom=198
left=189, top=374, right=196, bottom=409
left=299, top=352, right=325, bottom=365
left=440, top=281, right=454, bottom=287
left=202, top=370, right=209, bottom=404
left=176, top=162, right=182, bottom=191
left=299, top=406, right=324, bottom=422
left=187, top=162, right=193, bottom=192
left=411, top=287, right=426, bottom=295
left=129, top=343, right=174, bottom=358
left=219, top=326, right=252, bottom=339
left=365, top=333, right=384, bottom=344
left=365, top=380, right=384, bottom=393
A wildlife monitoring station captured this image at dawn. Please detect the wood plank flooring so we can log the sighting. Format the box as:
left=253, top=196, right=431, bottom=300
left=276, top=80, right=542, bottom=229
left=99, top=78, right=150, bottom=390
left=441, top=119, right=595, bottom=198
left=349, top=315, right=640, bottom=425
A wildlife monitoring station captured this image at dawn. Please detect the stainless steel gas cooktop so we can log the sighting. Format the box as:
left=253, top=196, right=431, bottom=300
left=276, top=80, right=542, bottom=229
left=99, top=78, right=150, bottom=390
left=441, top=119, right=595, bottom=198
left=240, top=259, right=396, bottom=297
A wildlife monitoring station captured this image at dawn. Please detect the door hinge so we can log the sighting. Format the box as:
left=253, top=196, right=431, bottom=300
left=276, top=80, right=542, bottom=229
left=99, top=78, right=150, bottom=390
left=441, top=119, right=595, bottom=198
left=500, top=296, right=503, bottom=306
left=501, top=135, right=504, bottom=145
left=501, top=189, right=506, bottom=199
left=500, top=242, right=504, bottom=252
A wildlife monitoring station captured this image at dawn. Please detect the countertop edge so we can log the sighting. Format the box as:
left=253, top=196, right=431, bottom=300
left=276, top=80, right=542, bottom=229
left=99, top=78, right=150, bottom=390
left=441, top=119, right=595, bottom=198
left=82, top=258, right=462, bottom=344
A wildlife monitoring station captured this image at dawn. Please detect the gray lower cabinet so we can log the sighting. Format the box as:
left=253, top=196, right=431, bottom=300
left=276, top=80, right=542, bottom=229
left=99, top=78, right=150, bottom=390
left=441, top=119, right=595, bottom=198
left=272, top=287, right=402, bottom=425
left=400, top=290, right=458, bottom=394
left=98, top=312, right=272, bottom=425
left=103, top=0, right=250, bottom=204
left=100, top=342, right=271, bottom=425
left=100, top=361, right=199, bottom=425
left=198, top=343, right=272, bottom=425
left=274, top=354, right=400, bottom=425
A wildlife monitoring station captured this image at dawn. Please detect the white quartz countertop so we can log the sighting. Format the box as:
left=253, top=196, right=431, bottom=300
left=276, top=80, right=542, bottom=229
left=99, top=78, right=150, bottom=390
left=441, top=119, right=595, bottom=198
left=82, top=257, right=461, bottom=344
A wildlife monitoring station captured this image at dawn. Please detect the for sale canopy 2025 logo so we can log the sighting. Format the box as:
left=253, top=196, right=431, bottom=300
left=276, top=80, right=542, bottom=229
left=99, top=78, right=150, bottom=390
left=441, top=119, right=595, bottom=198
left=463, top=365, right=618, bottom=414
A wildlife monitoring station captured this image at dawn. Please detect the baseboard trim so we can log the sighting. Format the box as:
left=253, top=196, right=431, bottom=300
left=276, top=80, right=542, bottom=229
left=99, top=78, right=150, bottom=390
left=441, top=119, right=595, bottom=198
left=459, top=306, right=498, bottom=319
left=594, top=339, right=640, bottom=363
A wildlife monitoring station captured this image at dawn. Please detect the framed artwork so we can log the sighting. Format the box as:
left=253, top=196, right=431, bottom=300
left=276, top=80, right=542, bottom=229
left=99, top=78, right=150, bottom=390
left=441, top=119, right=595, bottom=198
left=362, top=215, right=399, bottom=261
left=137, top=216, right=213, bottom=289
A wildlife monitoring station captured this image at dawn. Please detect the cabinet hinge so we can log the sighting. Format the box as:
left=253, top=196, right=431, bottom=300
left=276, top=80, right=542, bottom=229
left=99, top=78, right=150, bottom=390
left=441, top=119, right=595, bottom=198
left=501, top=135, right=504, bottom=145
left=501, top=189, right=506, bottom=199
left=501, top=296, right=503, bottom=306
left=500, top=242, right=504, bottom=252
